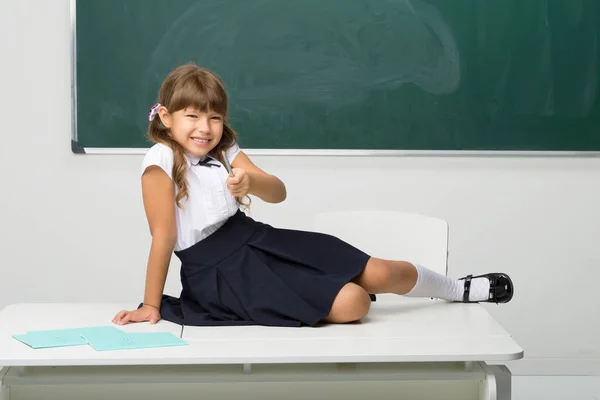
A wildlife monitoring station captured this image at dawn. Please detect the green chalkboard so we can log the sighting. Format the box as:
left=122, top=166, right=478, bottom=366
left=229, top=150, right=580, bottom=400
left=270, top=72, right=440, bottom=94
left=72, top=0, right=600, bottom=154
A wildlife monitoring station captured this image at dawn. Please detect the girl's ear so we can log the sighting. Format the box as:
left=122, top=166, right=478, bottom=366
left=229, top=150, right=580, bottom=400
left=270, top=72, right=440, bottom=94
left=157, top=106, right=172, bottom=128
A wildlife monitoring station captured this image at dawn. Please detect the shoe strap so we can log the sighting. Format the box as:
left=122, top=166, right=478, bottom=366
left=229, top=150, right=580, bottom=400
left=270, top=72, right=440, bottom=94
left=489, top=276, right=498, bottom=303
left=463, top=274, right=472, bottom=302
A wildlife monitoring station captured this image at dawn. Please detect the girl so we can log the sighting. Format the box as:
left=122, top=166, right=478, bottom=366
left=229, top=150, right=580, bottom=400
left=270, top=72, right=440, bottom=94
left=113, top=63, right=513, bottom=327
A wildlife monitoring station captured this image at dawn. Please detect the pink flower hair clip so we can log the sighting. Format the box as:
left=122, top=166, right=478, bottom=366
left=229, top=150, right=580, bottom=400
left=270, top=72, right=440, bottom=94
left=148, top=103, right=161, bottom=121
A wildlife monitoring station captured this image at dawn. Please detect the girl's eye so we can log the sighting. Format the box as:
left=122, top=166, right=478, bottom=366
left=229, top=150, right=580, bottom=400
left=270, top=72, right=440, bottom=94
left=186, top=115, right=197, bottom=118
left=212, top=116, right=222, bottom=120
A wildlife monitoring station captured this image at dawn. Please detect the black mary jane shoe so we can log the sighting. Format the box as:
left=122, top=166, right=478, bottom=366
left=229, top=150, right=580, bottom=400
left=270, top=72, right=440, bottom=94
left=458, top=273, right=514, bottom=304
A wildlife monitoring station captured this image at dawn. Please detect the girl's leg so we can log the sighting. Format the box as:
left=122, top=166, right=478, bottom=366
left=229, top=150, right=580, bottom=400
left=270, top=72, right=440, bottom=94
left=323, top=282, right=371, bottom=323
left=353, top=257, right=513, bottom=303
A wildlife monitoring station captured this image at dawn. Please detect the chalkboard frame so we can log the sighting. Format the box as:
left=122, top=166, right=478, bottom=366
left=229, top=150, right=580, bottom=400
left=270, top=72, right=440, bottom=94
left=69, top=0, right=600, bottom=157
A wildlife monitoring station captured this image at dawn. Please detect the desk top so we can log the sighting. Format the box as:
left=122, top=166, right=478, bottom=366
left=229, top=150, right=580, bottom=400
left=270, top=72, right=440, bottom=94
left=181, top=296, right=523, bottom=364
left=0, top=299, right=523, bottom=367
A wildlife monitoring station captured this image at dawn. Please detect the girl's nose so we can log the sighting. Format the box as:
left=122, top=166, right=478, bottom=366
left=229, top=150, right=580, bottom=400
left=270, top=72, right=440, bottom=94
left=196, top=117, right=210, bottom=131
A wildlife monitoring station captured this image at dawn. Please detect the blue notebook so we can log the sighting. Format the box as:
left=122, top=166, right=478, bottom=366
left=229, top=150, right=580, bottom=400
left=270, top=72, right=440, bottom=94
left=82, top=331, right=188, bottom=351
left=12, top=326, right=126, bottom=349
left=13, top=330, right=88, bottom=349
left=13, top=326, right=187, bottom=351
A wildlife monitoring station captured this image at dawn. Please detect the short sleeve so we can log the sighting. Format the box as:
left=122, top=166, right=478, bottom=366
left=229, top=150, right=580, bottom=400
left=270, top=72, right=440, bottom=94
left=141, top=143, right=174, bottom=180
left=224, top=141, right=242, bottom=163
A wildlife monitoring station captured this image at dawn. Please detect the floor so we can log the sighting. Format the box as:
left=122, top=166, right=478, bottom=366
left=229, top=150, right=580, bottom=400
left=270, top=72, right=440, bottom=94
left=513, top=376, right=600, bottom=400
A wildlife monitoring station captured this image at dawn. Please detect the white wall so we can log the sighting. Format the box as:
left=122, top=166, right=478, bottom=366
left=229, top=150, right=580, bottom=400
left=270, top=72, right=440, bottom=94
left=1, top=0, right=599, bottom=376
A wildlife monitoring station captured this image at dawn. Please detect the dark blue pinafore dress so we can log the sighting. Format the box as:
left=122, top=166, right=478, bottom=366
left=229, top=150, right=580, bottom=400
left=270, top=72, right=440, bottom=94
left=153, top=210, right=371, bottom=327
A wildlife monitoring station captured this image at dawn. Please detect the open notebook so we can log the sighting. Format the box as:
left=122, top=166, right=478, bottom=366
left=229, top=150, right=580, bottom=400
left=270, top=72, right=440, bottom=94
left=13, top=326, right=187, bottom=351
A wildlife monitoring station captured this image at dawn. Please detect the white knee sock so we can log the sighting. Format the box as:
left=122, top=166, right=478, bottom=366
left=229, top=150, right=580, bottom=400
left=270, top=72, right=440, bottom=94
left=404, top=263, right=490, bottom=302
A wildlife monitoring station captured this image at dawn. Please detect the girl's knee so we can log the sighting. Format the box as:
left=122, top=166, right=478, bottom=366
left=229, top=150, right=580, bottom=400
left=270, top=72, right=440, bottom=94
left=325, top=283, right=371, bottom=323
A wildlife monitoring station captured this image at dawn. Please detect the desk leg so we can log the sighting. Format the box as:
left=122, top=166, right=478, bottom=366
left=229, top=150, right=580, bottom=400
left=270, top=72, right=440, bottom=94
left=478, top=363, right=511, bottom=400
left=0, top=367, right=10, bottom=400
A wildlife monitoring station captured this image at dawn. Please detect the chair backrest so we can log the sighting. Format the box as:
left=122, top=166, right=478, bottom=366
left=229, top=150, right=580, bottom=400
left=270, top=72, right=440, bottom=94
left=313, top=210, right=449, bottom=276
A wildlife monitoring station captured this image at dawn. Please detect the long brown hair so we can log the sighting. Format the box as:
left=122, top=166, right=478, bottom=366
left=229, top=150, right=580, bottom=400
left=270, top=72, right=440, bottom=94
left=147, top=63, right=249, bottom=209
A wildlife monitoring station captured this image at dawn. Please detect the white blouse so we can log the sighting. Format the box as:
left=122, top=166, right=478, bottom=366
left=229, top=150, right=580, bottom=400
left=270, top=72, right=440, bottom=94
left=140, top=142, right=242, bottom=251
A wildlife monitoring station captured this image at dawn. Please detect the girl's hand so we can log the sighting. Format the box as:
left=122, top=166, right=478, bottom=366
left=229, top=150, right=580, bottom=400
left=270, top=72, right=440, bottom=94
left=112, top=304, right=161, bottom=325
left=226, top=168, right=251, bottom=197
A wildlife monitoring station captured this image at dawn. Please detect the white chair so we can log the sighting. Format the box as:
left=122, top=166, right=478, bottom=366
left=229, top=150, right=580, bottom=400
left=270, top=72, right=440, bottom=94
left=313, top=210, right=449, bottom=275
left=313, top=210, right=449, bottom=301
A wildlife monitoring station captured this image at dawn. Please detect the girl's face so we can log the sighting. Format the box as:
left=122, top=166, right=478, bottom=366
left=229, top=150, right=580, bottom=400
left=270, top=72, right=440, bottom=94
left=162, top=106, right=224, bottom=156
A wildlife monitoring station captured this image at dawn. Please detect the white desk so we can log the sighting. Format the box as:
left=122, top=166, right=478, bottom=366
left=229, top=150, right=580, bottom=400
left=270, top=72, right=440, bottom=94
left=0, top=299, right=523, bottom=400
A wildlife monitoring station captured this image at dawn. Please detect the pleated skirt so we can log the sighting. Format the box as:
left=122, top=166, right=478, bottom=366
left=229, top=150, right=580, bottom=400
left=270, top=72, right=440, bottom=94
left=156, top=210, right=371, bottom=327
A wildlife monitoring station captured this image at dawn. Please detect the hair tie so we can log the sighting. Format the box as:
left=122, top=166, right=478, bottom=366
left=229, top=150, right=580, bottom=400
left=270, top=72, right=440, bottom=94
left=148, top=103, right=161, bottom=121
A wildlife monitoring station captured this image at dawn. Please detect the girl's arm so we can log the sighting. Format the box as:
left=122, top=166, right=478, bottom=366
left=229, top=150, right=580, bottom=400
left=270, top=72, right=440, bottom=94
left=231, top=152, right=287, bottom=203
left=140, top=166, right=178, bottom=309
